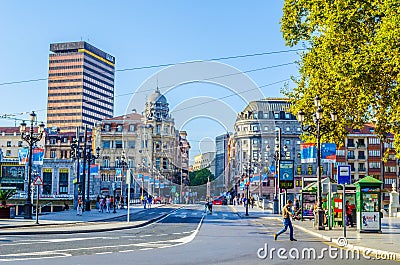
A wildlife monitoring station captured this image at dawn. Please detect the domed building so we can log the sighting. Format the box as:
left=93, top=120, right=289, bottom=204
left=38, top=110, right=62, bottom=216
left=145, top=88, right=170, bottom=122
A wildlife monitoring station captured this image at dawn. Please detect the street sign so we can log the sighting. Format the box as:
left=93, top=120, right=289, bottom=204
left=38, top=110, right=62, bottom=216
left=279, top=160, right=294, bottom=189
left=338, top=165, right=351, bottom=185
left=33, top=176, right=43, bottom=186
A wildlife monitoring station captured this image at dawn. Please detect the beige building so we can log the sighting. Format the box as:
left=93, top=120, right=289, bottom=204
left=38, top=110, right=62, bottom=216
left=94, top=88, right=190, bottom=200
left=0, top=127, right=45, bottom=158
left=193, top=152, right=215, bottom=173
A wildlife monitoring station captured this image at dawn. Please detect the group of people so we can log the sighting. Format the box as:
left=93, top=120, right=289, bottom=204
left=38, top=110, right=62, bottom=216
left=97, top=195, right=124, bottom=213
left=140, top=194, right=153, bottom=209
left=231, top=195, right=256, bottom=208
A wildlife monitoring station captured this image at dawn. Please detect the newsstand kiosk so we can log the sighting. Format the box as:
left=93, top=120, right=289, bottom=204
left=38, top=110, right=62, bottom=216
left=355, top=176, right=383, bottom=233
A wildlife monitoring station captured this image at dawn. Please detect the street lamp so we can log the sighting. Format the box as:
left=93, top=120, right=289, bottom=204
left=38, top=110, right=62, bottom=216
left=119, top=151, right=128, bottom=209
left=85, top=146, right=100, bottom=211
left=297, top=95, right=338, bottom=230
left=266, top=134, right=288, bottom=214
left=20, top=111, right=45, bottom=219
left=243, top=159, right=253, bottom=216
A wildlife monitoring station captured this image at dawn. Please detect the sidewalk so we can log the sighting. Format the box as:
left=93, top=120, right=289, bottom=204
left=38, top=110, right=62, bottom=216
left=228, top=204, right=400, bottom=261
left=268, top=215, right=400, bottom=261
left=0, top=204, right=174, bottom=235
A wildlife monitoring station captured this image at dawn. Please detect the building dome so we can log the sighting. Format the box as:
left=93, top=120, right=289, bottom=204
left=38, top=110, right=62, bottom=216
left=145, top=88, right=170, bottom=121
left=147, top=89, right=167, bottom=105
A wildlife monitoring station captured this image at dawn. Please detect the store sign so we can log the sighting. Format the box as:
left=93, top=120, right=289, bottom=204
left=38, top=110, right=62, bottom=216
left=279, top=160, right=294, bottom=189
left=361, top=212, right=380, bottom=230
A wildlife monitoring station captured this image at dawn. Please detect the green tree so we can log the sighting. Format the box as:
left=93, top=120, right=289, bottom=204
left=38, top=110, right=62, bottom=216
left=281, top=1, right=400, bottom=153
left=189, top=168, right=215, bottom=186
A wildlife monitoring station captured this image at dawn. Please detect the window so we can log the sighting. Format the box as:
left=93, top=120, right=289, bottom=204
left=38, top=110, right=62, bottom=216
left=349, top=163, right=355, bottom=171
left=369, top=162, right=381, bottom=169
left=384, top=141, right=394, bottom=148
left=103, top=157, right=110, bottom=168
left=296, top=140, right=301, bottom=145
left=117, top=125, right=123, bottom=132
left=359, top=163, right=366, bottom=171
left=357, top=139, right=365, bottom=147
left=274, top=113, right=279, bottom=119
left=163, top=159, right=168, bottom=169
left=50, top=150, right=57, bottom=158
left=368, top=150, right=381, bottom=157
left=285, top=140, right=291, bottom=145
left=129, top=124, right=135, bottom=132
left=18, top=141, right=23, bottom=147
left=6, top=150, right=11, bottom=156
left=6, top=141, right=11, bottom=147
left=336, top=149, right=345, bottom=156
left=42, top=171, right=52, bottom=195
left=104, top=124, right=110, bottom=132
left=128, top=140, right=135, bottom=149
left=253, top=113, right=258, bottom=119
left=285, top=113, right=291, bottom=119
left=347, top=139, right=355, bottom=147
left=358, top=151, right=365, bottom=159
left=297, top=127, right=301, bottom=132
left=156, top=125, right=161, bottom=134
left=156, top=157, right=161, bottom=169
left=385, top=166, right=397, bottom=173
left=115, top=140, right=123, bottom=148
left=286, top=127, right=290, bottom=131
left=264, top=126, right=268, bottom=131
left=59, top=171, right=69, bottom=194
left=368, top=137, right=380, bottom=145
left=252, top=125, right=259, bottom=131
left=347, top=150, right=355, bottom=159
left=102, top=140, right=111, bottom=149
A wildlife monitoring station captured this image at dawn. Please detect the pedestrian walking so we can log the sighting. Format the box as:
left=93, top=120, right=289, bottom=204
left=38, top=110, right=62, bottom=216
left=251, top=196, right=255, bottom=208
left=147, top=195, right=152, bottom=209
left=274, top=200, right=297, bottom=241
left=77, top=197, right=83, bottom=216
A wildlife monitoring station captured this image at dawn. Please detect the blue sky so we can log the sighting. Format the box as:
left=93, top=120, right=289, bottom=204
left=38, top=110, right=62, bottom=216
left=0, top=1, right=300, bottom=159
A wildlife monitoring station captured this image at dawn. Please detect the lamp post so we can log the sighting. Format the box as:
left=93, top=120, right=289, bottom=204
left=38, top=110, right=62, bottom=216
left=297, top=95, right=338, bottom=230
left=119, top=151, right=128, bottom=209
left=85, top=146, right=100, bottom=211
left=20, top=111, right=45, bottom=219
left=243, top=159, right=252, bottom=216
left=266, top=129, right=287, bottom=214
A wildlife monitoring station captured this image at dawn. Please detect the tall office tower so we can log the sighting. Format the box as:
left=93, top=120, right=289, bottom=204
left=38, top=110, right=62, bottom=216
left=47, top=41, right=115, bottom=132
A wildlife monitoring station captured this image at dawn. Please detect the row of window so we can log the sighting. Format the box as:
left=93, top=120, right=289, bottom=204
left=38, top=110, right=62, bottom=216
left=49, top=58, right=83, bottom=64
left=49, top=65, right=83, bottom=70
left=49, top=78, right=82, bottom=84
left=49, top=71, right=82, bottom=77
left=3, top=141, right=23, bottom=147
left=48, top=85, right=82, bottom=91
left=238, top=125, right=300, bottom=133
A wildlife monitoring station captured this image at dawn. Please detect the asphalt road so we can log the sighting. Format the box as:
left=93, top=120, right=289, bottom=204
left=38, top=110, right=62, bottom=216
left=1, top=205, right=397, bottom=265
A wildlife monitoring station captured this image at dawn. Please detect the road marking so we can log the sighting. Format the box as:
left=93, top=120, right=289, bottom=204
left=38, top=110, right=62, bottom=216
left=96, top=252, right=113, bottom=255
left=0, top=207, right=205, bottom=261
left=0, top=236, right=116, bottom=246
left=119, top=249, right=135, bottom=253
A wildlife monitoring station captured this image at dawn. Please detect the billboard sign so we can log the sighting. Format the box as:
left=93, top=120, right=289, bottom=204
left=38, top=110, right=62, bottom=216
left=321, top=143, right=337, bottom=163
left=300, top=143, right=316, bottom=163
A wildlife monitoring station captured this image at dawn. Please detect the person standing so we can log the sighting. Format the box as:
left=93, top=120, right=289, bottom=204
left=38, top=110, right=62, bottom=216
left=274, top=200, right=297, bottom=241
left=77, top=197, right=83, bottom=216
left=345, top=200, right=354, bottom=227
left=106, top=195, right=111, bottom=213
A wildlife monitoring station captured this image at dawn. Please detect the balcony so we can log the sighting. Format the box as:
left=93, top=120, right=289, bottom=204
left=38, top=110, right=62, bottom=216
left=358, top=167, right=366, bottom=172
left=347, top=155, right=355, bottom=160
left=358, top=155, right=366, bottom=160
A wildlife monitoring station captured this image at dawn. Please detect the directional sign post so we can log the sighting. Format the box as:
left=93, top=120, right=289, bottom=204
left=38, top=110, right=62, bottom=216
left=33, top=176, right=43, bottom=224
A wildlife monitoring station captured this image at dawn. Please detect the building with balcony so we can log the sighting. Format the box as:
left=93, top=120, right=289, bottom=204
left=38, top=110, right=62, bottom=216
left=335, top=124, right=399, bottom=201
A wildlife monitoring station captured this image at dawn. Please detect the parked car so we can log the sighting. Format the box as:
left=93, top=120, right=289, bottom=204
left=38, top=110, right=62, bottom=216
left=212, top=196, right=224, bottom=205
left=153, top=196, right=163, bottom=204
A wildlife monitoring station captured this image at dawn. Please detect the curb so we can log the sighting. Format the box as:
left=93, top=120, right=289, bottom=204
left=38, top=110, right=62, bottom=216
left=0, top=204, right=167, bottom=229
left=263, top=217, right=400, bottom=262
left=0, top=205, right=182, bottom=235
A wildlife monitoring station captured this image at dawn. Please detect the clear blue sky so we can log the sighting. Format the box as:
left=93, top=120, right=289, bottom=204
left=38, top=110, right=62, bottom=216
left=0, top=1, right=300, bottom=160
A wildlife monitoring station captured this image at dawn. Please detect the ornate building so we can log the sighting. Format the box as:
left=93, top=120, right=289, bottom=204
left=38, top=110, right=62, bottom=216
left=94, top=88, right=190, bottom=202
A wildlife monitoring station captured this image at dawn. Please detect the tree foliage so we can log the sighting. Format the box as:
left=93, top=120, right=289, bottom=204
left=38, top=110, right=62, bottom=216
left=281, top=0, right=400, bottom=152
left=189, top=168, right=215, bottom=186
